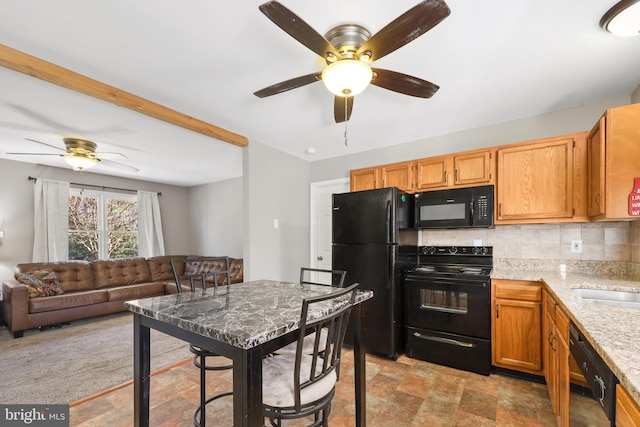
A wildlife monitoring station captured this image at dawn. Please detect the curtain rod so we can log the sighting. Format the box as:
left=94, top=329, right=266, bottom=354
left=28, top=176, right=161, bottom=196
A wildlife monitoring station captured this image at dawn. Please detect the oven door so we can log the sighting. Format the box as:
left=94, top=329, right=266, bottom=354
left=404, top=273, right=490, bottom=339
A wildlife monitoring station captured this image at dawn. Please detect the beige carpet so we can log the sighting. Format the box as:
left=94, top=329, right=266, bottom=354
left=0, top=312, right=190, bottom=405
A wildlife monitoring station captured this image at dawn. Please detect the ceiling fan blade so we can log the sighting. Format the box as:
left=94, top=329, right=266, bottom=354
left=258, top=1, right=339, bottom=59
left=99, top=159, right=139, bottom=173
left=334, top=96, right=354, bottom=123
left=254, top=72, right=322, bottom=98
left=357, top=0, right=451, bottom=63
left=5, top=152, right=62, bottom=156
left=25, top=138, right=67, bottom=152
left=96, top=151, right=128, bottom=160
left=371, top=68, right=439, bottom=98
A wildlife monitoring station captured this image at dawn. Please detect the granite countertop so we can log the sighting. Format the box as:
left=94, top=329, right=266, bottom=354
left=492, top=267, right=640, bottom=406
left=125, top=280, right=373, bottom=350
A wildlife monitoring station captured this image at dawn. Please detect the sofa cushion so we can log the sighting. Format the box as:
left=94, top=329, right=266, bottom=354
left=28, top=290, right=108, bottom=314
left=14, top=270, right=64, bottom=298
left=92, top=258, right=153, bottom=289
left=107, top=282, right=167, bottom=302
left=147, top=255, right=187, bottom=281
left=16, top=261, right=94, bottom=292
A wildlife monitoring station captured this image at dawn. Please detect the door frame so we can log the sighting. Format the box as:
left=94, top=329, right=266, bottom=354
left=309, top=178, right=350, bottom=269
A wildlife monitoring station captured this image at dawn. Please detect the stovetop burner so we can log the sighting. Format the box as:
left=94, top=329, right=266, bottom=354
left=408, top=246, right=493, bottom=279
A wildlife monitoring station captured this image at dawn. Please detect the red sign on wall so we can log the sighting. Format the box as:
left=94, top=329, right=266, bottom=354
left=630, top=178, right=640, bottom=217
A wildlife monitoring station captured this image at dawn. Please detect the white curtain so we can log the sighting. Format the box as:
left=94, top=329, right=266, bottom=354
left=137, top=191, right=165, bottom=257
left=33, top=179, right=70, bottom=262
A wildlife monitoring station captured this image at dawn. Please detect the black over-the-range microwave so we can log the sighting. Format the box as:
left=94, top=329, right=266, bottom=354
left=414, top=185, right=494, bottom=229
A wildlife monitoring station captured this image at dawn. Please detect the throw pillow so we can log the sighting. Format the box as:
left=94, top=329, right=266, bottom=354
left=14, top=269, right=64, bottom=298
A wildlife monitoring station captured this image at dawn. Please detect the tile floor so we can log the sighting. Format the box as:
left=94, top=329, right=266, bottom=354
left=69, top=350, right=605, bottom=426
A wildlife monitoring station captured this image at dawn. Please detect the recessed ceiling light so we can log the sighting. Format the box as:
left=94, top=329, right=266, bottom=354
left=600, top=0, right=640, bottom=37
left=306, top=147, right=316, bottom=155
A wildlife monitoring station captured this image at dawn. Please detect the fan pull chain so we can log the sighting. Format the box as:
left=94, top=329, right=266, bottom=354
left=344, top=96, right=349, bottom=146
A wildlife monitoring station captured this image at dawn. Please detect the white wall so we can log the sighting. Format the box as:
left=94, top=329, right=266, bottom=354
left=0, top=158, right=192, bottom=284
left=632, top=83, right=640, bottom=104
left=188, top=177, right=243, bottom=258
left=243, top=140, right=310, bottom=282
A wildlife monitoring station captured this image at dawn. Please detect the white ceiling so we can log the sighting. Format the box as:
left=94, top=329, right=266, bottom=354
left=0, top=1, right=638, bottom=187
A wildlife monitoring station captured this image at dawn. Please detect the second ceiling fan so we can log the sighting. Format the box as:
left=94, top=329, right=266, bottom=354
left=254, top=0, right=451, bottom=123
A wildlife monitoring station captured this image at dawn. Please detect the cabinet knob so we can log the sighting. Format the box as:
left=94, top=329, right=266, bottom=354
left=317, top=256, right=323, bottom=261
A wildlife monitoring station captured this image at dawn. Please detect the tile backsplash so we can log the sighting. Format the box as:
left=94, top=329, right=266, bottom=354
left=420, top=221, right=640, bottom=264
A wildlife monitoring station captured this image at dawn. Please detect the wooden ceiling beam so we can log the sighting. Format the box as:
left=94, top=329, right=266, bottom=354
left=0, top=43, right=248, bottom=147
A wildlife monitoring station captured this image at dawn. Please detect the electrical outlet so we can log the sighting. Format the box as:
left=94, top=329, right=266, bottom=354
left=571, top=240, right=583, bottom=253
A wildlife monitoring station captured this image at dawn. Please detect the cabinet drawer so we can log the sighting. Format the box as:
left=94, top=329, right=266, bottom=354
left=555, top=305, right=570, bottom=342
left=544, top=292, right=556, bottom=322
left=493, top=280, right=541, bottom=301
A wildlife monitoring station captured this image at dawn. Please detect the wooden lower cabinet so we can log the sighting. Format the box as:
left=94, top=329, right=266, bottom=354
left=616, top=383, right=640, bottom=427
left=491, top=280, right=543, bottom=375
left=543, top=288, right=584, bottom=427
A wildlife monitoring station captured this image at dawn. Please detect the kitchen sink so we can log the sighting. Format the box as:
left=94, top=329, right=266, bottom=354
left=576, top=289, right=640, bottom=310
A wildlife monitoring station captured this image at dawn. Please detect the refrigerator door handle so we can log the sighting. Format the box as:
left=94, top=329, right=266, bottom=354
left=386, top=200, right=393, bottom=244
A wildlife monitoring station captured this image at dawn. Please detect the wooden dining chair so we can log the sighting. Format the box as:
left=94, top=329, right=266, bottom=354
left=274, top=267, right=348, bottom=356
left=262, top=283, right=359, bottom=427
left=171, top=256, right=233, bottom=427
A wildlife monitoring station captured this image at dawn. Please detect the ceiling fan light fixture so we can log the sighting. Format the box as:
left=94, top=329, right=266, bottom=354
left=600, top=0, right=640, bottom=37
left=321, top=60, right=373, bottom=97
left=63, top=155, right=98, bottom=171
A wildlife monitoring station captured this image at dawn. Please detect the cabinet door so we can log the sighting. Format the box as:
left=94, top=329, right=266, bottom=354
left=556, top=307, right=571, bottom=427
left=616, top=384, right=640, bottom=427
left=493, top=298, right=542, bottom=373
left=380, top=161, right=414, bottom=192
left=415, top=156, right=451, bottom=191
left=543, top=292, right=558, bottom=414
left=453, top=150, right=493, bottom=186
left=587, top=116, right=605, bottom=217
left=350, top=167, right=378, bottom=192
left=497, top=137, right=574, bottom=220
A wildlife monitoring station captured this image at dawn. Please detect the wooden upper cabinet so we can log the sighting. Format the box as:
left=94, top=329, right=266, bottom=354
left=453, top=150, right=494, bottom=186
left=415, top=155, right=451, bottom=191
left=497, top=136, right=575, bottom=221
left=588, top=103, right=640, bottom=220
left=415, top=148, right=495, bottom=191
left=350, top=166, right=378, bottom=192
left=380, top=161, right=415, bottom=192
left=350, top=161, right=415, bottom=193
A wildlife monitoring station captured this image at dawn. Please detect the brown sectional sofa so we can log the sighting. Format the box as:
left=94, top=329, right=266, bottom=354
left=2, top=255, right=243, bottom=338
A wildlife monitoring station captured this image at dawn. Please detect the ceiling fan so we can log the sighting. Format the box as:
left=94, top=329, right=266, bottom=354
left=253, top=0, right=451, bottom=123
left=7, top=137, right=139, bottom=172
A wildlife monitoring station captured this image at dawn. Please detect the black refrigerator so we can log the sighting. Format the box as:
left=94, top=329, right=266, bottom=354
left=332, top=187, right=415, bottom=360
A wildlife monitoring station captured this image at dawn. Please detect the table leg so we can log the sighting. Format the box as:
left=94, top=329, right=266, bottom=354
left=133, top=314, right=151, bottom=427
left=353, top=302, right=367, bottom=427
left=232, top=347, right=263, bottom=426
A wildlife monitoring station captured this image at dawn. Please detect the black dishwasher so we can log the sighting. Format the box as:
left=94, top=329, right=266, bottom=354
left=569, top=321, right=618, bottom=426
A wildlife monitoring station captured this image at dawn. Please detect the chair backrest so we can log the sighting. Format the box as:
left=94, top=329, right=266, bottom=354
left=292, top=282, right=358, bottom=411
left=170, top=256, right=231, bottom=293
left=299, top=267, right=347, bottom=288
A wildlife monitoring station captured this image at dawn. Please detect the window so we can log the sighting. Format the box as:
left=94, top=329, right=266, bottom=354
left=68, top=189, right=138, bottom=261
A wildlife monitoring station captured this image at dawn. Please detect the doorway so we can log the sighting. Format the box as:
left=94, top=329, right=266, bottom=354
left=309, top=178, right=349, bottom=270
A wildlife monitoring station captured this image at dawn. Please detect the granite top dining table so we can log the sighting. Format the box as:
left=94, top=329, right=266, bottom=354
left=125, top=279, right=373, bottom=427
